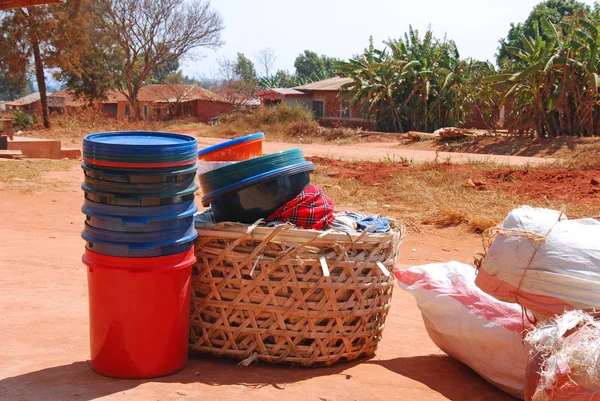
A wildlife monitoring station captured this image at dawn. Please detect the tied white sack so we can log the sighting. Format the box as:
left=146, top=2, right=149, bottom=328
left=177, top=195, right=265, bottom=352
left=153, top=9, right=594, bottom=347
left=395, top=261, right=530, bottom=399
left=475, top=206, right=600, bottom=320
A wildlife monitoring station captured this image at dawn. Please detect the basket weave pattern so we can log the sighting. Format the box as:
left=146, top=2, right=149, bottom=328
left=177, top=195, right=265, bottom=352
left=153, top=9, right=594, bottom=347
left=189, top=222, right=404, bottom=367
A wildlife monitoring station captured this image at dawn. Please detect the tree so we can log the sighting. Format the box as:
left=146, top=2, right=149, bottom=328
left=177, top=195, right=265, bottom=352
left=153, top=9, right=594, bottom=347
left=294, top=50, right=338, bottom=81
left=165, top=71, right=185, bottom=85
left=337, top=29, right=474, bottom=133
left=487, top=14, right=600, bottom=137
left=259, top=69, right=299, bottom=89
left=58, top=27, right=121, bottom=105
left=255, top=47, right=276, bottom=78
left=0, top=1, right=89, bottom=127
left=152, top=58, right=180, bottom=84
left=0, top=75, right=30, bottom=101
left=217, top=53, right=258, bottom=109
left=497, top=0, right=590, bottom=67
left=233, top=53, right=257, bottom=82
left=94, top=0, right=224, bottom=119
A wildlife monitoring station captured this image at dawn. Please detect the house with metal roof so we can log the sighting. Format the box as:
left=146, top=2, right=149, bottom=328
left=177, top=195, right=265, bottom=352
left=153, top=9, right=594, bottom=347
left=256, top=77, right=373, bottom=130
left=5, top=92, right=51, bottom=116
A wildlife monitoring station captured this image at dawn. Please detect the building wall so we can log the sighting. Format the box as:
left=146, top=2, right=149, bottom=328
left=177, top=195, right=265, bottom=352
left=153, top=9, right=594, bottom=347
left=9, top=100, right=43, bottom=116
left=196, top=100, right=233, bottom=124
left=310, top=90, right=373, bottom=130
left=102, top=103, right=118, bottom=118
left=115, top=101, right=152, bottom=120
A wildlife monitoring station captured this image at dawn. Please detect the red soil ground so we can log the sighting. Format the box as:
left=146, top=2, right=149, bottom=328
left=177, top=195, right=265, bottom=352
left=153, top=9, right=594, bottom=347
left=0, top=167, right=515, bottom=401
left=308, top=156, right=600, bottom=206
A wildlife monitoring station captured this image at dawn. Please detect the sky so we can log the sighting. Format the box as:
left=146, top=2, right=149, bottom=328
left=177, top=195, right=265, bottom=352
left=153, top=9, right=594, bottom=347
left=180, top=0, right=598, bottom=79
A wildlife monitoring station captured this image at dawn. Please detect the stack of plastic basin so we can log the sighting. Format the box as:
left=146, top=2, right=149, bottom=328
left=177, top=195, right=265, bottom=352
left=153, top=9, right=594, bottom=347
left=80, top=131, right=198, bottom=379
left=198, top=148, right=314, bottom=223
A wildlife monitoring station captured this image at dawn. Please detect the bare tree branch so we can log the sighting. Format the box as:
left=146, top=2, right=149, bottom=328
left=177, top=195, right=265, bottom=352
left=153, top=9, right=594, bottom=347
left=255, top=47, right=276, bottom=79
left=94, top=0, right=224, bottom=119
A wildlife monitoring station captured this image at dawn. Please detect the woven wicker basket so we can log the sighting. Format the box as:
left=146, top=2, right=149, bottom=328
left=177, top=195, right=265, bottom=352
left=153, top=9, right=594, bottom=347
left=189, top=221, right=404, bottom=367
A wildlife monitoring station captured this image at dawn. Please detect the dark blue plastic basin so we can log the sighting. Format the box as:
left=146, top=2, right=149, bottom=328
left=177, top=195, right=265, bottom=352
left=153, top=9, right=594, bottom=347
left=82, top=183, right=198, bottom=206
left=199, top=148, right=305, bottom=195
left=83, top=175, right=196, bottom=195
left=82, top=162, right=198, bottom=184
left=82, top=199, right=198, bottom=232
left=81, top=230, right=198, bottom=258
left=205, top=162, right=314, bottom=224
left=83, top=223, right=196, bottom=243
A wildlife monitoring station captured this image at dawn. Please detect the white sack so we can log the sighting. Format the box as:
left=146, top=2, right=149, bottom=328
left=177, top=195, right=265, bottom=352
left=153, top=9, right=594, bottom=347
left=475, top=206, right=600, bottom=320
left=395, top=261, right=530, bottom=399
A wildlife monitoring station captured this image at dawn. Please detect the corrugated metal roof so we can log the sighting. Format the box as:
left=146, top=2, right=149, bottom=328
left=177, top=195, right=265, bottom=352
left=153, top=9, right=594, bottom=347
left=293, top=77, right=352, bottom=91
left=256, top=88, right=308, bottom=96
left=5, top=92, right=48, bottom=106
left=102, top=85, right=230, bottom=104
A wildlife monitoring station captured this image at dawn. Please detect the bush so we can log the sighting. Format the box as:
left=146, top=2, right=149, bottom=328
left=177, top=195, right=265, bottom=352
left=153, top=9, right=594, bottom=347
left=12, top=110, right=39, bottom=129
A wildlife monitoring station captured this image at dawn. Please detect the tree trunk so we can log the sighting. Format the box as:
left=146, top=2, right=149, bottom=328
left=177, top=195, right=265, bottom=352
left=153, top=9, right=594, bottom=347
left=28, top=13, right=51, bottom=129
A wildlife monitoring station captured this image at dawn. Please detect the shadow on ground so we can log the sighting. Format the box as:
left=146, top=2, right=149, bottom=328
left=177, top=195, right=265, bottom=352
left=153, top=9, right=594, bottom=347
left=0, top=356, right=362, bottom=400
left=369, top=354, right=517, bottom=401
left=0, top=354, right=516, bottom=401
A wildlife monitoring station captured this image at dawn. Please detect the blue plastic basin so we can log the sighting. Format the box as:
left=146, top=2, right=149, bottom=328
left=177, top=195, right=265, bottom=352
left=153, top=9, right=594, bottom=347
left=81, top=230, right=198, bottom=258
left=82, top=162, right=198, bottom=184
left=82, top=183, right=198, bottom=206
left=82, top=199, right=198, bottom=232
left=83, top=131, right=198, bottom=157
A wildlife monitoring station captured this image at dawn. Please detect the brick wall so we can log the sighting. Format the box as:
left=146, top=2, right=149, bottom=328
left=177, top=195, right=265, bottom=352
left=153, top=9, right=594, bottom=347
left=196, top=100, right=233, bottom=124
left=311, top=90, right=372, bottom=130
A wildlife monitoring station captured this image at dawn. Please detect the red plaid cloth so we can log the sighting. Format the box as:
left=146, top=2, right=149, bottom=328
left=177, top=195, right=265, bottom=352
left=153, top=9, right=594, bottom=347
left=266, top=185, right=335, bottom=230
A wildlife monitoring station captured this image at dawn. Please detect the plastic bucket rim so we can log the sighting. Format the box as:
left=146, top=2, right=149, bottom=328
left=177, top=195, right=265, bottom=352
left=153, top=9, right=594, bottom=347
left=83, top=247, right=196, bottom=270
left=81, top=229, right=198, bottom=249
left=81, top=162, right=198, bottom=177
left=81, top=198, right=196, bottom=217
left=83, top=131, right=198, bottom=155
left=81, top=203, right=198, bottom=223
left=197, top=132, right=264, bottom=157
left=83, top=158, right=197, bottom=169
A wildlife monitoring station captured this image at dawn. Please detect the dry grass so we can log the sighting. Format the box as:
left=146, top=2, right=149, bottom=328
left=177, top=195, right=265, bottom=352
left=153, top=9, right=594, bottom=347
left=16, top=108, right=206, bottom=143
left=310, top=161, right=600, bottom=233
left=0, top=159, right=77, bottom=190
left=203, top=105, right=365, bottom=144
left=565, top=141, right=600, bottom=170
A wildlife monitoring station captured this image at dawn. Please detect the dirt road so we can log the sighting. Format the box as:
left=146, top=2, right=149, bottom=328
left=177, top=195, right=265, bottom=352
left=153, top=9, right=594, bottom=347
left=0, top=169, right=515, bottom=401
left=195, top=136, right=555, bottom=166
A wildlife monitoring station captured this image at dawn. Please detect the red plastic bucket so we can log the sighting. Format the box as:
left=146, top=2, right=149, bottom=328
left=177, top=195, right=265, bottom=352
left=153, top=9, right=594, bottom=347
left=83, top=248, right=195, bottom=379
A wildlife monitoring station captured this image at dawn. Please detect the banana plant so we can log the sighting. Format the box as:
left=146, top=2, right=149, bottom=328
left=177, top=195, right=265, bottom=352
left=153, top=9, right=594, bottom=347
left=483, top=20, right=558, bottom=136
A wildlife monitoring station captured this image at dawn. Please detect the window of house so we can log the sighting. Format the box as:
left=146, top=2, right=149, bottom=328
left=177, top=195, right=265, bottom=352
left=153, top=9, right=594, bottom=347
left=340, top=101, right=351, bottom=119
left=312, top=101, right=324, bottom=118
left=124, top=104, right=131, bottom=118
left=183, top=104, right=192, bottom=116
left=144, top=104, right=148, bottom=119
